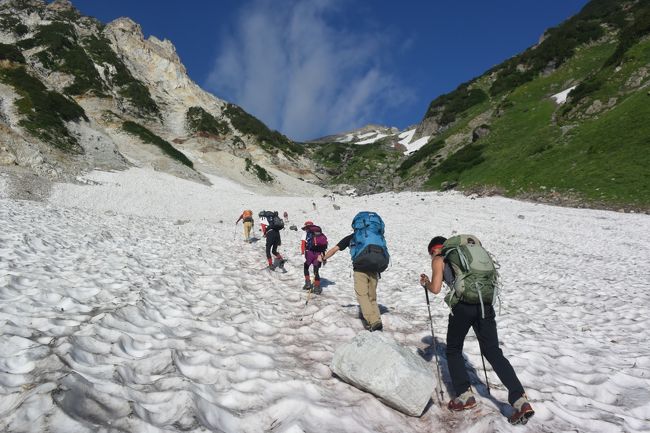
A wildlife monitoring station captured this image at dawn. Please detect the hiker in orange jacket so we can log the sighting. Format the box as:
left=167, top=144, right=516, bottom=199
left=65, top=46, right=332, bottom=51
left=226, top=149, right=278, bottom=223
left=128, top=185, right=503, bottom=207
left=235, top=209, right=254, bottom=242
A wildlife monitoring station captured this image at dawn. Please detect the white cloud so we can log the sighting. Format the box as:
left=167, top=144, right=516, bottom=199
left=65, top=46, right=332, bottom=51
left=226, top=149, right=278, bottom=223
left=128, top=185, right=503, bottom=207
left=206, top=0, right=413, bottom=141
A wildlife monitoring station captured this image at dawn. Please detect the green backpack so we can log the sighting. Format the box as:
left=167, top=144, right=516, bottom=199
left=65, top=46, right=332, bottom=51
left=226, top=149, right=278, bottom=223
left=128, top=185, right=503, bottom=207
left=442, top=234, right=500, bottom=316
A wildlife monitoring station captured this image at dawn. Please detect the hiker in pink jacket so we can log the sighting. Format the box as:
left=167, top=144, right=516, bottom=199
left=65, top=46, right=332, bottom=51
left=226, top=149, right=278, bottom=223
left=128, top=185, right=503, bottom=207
left=300, top=221, right=328, bottom=294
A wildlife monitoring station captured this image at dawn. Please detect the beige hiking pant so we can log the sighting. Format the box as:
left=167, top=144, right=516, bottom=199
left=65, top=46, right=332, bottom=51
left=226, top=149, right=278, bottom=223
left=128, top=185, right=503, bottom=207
left=243, top=221, right=253, bottom=240
left=353, top=270, right=381, bottom=326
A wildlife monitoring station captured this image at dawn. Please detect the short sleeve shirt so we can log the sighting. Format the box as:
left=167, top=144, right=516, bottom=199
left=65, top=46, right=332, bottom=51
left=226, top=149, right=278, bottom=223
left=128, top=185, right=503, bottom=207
left=337, top=234, right=353, bottom=251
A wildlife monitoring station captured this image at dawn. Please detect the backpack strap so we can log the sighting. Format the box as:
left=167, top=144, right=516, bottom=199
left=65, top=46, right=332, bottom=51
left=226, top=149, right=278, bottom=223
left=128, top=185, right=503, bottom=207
left=474, top=280, right=486, bottom=319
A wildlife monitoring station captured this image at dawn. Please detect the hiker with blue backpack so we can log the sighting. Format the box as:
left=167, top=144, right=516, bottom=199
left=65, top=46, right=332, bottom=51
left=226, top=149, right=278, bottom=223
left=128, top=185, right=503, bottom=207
left=301, top=221, right=328, bottom=294
left=419, top=235, right=535, bottom=425
left=319, top=212, right=389, bottom=332
left=259, top=211, right=285, bottom=270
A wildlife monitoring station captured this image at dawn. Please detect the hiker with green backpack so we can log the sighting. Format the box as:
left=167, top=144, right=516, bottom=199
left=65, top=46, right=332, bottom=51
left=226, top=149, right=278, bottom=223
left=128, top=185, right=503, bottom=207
left=419, top=234, right=535, bottom=425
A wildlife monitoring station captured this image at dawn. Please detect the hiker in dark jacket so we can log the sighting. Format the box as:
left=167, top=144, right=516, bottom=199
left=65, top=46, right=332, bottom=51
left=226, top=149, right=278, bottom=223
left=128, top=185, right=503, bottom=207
left=419, top=236, right=534, bottom=425
left=259, top=212, right=284, bottom=270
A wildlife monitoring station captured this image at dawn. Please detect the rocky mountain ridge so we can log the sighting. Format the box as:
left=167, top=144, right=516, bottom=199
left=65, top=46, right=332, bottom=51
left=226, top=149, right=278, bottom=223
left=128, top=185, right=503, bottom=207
left=310, top=124, right=400, bottom=145
left=1, top=0, right=648, bottom=210
left=0, top=0, right=323, bottom=195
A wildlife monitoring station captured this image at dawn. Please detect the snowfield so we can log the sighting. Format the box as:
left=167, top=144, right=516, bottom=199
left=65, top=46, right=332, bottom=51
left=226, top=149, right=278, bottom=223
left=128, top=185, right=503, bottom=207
left=1, top=168, right=649, bottom=433
left=402, top=135, right=431, bottom=155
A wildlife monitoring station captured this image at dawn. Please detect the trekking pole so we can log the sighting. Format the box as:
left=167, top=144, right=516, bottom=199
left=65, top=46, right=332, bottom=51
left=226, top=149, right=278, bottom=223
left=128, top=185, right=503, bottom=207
left=422, top=285, right=445, bottom=405
left=480, top=347, right=491, bottom=395
left=299, top=288, right=313, bottom=321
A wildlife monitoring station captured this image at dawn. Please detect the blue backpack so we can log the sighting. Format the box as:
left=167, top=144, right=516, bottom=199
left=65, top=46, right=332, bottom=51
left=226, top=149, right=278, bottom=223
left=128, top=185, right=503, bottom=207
left=349, top=211, right=389, bottom=273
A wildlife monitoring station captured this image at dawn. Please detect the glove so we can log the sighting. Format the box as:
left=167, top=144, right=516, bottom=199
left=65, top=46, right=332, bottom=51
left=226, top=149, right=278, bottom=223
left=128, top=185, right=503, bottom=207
left=419, top=273, right=430, bottom=288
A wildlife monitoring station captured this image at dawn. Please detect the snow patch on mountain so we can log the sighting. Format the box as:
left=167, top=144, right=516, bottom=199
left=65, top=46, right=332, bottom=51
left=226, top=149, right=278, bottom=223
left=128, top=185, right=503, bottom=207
left=317, top=125, right=399, bottom=145
left=356, top=133, right=388, bottom=144
left=551, top=86, right=577, bottom=104
left=402, top=135, right=430, bottom=155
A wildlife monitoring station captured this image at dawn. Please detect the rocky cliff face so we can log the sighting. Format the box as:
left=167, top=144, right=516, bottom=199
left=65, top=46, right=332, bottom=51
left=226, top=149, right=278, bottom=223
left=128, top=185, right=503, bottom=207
left=0, top=0, right=321, bottom=194
left=103, top=18, right=221, bottom=135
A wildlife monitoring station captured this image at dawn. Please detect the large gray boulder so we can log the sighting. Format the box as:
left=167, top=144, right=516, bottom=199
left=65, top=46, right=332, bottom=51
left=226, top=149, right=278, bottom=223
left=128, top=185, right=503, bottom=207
left=330, top=331, right=436, bottom=416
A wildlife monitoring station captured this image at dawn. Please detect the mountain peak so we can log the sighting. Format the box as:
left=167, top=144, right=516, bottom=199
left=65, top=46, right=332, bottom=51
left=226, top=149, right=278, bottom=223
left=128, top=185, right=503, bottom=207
left=106, top=17, right=144, bottom=39
left=47, top=0, right=74, bottom=12
left=105, top=18, right=183, bottom=72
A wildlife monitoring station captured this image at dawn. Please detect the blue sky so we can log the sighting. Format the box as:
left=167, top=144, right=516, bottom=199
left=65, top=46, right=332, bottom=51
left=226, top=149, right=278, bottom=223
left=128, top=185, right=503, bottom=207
left=70, top=0, right=590, bottom=141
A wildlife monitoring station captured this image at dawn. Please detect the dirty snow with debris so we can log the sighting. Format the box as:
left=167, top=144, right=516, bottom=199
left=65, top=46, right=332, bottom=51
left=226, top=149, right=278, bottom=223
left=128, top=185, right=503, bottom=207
left=1, top=167, right=649, bottom=433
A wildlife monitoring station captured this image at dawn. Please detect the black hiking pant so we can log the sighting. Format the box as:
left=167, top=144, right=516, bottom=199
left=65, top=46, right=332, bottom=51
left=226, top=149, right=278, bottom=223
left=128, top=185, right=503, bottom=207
left=265, top=230, right=281, bottom=259
left=446, top=302, right=525, bottom=405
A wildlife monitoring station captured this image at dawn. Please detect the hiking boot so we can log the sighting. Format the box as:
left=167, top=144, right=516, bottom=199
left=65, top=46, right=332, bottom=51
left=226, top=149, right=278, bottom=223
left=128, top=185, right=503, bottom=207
left=508, top=395, right=534, bottom=425
left=312, top=283, right=322, bottom=295
left=447, top=390, right=477, bottom=411
left=302, top=281, right=313, bottom=291
left=369, top=321, right=383, bottom=332
left=276, top=259, right=286, bottom=270
left=267, top=263, right=276, bottom=271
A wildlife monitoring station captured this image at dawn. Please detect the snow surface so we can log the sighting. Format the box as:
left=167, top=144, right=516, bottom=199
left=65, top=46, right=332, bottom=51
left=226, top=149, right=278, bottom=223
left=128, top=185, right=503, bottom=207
left=402, top=135, right=430, bottom=155
left=1, top=167, right=650, bottom=433
left=338, top=134, right=354, bottom=143
left=356, top=131, right=377, bottom=140
left=398, top=128, right=417, bottom=152
left=355, top=133, right=387, bottom=145
left=335, top=130, right=394, bottom=145
left=398, top=128, right=416, bottom=141
left=551, top=86, right=577, bottom=104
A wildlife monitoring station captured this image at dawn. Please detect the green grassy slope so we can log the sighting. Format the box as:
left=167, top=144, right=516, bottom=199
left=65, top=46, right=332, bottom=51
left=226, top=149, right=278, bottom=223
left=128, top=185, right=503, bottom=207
left=422, top=37, right=650, bottom=208
left=391, top=0, right=650, bottom=210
